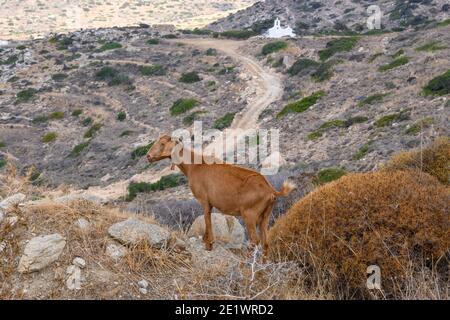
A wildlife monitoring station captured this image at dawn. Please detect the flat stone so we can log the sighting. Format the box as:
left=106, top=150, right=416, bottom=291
left=0, top=193, right=26, bottom=210
left=108, top=219, right=170, bottom=248
left=106, top=243, right=128, bottom=260
left=18, top=234, right=66, bottom=273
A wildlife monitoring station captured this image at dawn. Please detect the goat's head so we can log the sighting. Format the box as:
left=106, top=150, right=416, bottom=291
left=146, top=134, right=179, bottom=163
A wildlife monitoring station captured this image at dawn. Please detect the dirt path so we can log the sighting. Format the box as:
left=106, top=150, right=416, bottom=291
left=70, top=38, right=283, bottom=201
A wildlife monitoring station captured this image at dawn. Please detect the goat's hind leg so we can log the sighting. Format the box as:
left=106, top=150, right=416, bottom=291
left=259, top=202, right=274, bottom=258
left=202, top=204, right=213, bottom=251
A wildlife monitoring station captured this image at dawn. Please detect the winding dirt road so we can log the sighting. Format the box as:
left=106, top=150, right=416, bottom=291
left=73, top=38, right=283, bottom=201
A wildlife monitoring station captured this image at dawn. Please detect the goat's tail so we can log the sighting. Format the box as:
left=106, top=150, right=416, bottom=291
left=274, top=180, right=296, bottom=197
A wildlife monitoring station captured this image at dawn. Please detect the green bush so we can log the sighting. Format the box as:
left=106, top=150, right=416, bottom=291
left=205, top=48, right=217, bottom=56
left=391, top=49, right=404, bottom=58
left=213, top=112, right=236, bottom=130
left=147, top=39, right=160, bottom=45
left=422, top=69, right=450, bottom=96
left=0, top=159, right=6, bottom=169
left=120, top=130, right=133, bottom=137
left=378, top=57, right=409, bottom=72
left=314, top=168, right=347, bottom=185
left=344, top=116, right=369, bottom=127
left=405, top=117, right=433, bottom=135
left=358, top=93, right=389, bottom=107
left=117, top=111, right=126, bottom=121
left=318, top=37, right=359, bottom=61
left=368, top=52, right=383, bottom=63
left=353, top=141, right=373, bottom=160
left=311, top=60, right=339, bottom=82
left=415, top=41, right=447, bottom=52
left=0, top=141, right=5, bottom=148
left=261, top=41, right=288, bottom=55
left=42, top=132, right=57, bottom=143
left=277, top=91, right=325, bottom=118
left=438, top=18, right=450, bottom=27
left=81, top=117, right=93, bottom=126
left=72, top=109, right=82, bottom=117
left=162, top=34, right=177, bottom=39
left=52, top=73, right=68, bottom=82
left=70, top=141, right=90, bottom=157
left=288, top=58, right=319, bottom=76
left=183, top=111, right=207, bottom=125
left=375, top=113, right=401, bottom=127
left=179, top=72, right=201, bottom=83
left=131, top=141, right=154, bottom=160
left=84, top=123, right=102, bottom=139
left=170, top=98, right=199, bottom=116
left=16, top=88, right=37, bottom=104
left=1, top=54, right=18, bottom=65
left=140, top=64, right=165, bottom=76
left=97, top=41, right=122, bottom=52
left=219, top=30, right=256, bottom=40
left=96, top=66, right=131, bottom=86
left=49, top=111, right=64, bottom=120
left=126, top=174, right=187, bottom=201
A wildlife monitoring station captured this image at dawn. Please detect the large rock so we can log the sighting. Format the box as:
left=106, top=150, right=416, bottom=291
left=188, top=213, right=245, bottom=249
left=54, top=193, right=106, bottom=205
left=18, top=234, right=66, bottom=273
left=186, top=237, right=239, bottom=269
left=108, top=219, right=170, bottom=248
left=0, top=193, right=26, bottom=210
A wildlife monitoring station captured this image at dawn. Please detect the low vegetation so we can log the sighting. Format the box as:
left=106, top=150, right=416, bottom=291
left=32, top=111, right=64, bottom=124
left=269, top=167, right=449, bottom=298
left=116, top=111, right=126, bottom=121
left=71, top=109, right=82, bottom=117
left=422, top=69, right=450, bottom=96
left=179, top=72, right=202, bottom=83
left=140, top=64, right=165, bottom=76
left=146, top=39, right=160, bottom=45
left=70, top=141, right=90, bottom=157
left=183, top=111, right=207, bottom=126
left=170, top=98, right=199, bottom=116
left=314, top=167, right=347, bottom=185
left=51, top=73, right=68, bottom=82
left=42, top=132, right=57, bottom=143
left=277, top=91, right=325, bottom=118
left=213, top=113, right=236, bottom=130
left=288, top=59, right=320, bottom=76
left=368, top=52, right=383, bottom=63
left=375, top=113, right=401, bottom=127
left=126, top=174, right=187, bottom=201
left=15, top=88, right=38, bottom=104
left=415, top=41, right=447, bottom=52
left=383, top=137, right=449, bottom=185
left=358, top=92, right=390, bottom=107
left=261, top=41, right=288, bottom=55
left=95, top=66, right=132, bottom=86
left=353, top=141, right=373, bottom=160
left=83, top=123, right=102, bottom=139
left=318, top=37, right=359, bottom=61
left=405, top=117, right=433, bottom=135
left=217, top=30, right=255, bottom=40
left=131, top=142, right=154, bottom=160
left=97, top=41, right=122, bottom=52
left=378, top=56, right=409, bottom=72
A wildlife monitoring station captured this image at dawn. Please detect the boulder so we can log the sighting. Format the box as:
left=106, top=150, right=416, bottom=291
left=75, top=218, right=90, bottom=230
left=0, top=193, right=26, bottom=210
left=188, top=213, right=245, bottom=249
left=108, top=219, right=170, bottom=248
left=186, top=237, right=239, bottom=269
left=54, top=193, right=106, bottom=205
left=18, top=234, right=66, bottom=273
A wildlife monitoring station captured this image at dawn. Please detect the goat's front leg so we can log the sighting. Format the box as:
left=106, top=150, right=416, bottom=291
left=202, top=204, right=213, bottom=251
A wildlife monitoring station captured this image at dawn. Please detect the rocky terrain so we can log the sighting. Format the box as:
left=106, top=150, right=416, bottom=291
left=209, top=0, right=450, bottom=34
left=0, top=0, right=257, bottom=40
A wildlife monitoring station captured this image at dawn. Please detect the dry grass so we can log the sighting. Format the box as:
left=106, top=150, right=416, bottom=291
left=268, top=170, right=449, bottom=299
left=383, top=137, right=450, bottom=185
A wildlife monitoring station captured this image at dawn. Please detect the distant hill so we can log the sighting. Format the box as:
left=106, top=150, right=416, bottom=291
left=208, top=0, right=450, bottom=34
left=0, top=0, right=257, bottom=40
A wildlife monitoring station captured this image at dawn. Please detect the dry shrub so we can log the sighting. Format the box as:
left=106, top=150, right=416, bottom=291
left=268, top=170, right=449, bottom=298
left=383, top=137, right=450, bottom=185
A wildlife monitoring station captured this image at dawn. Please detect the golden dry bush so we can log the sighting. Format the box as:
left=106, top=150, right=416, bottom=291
left=268, top=170, right=449, bottom=298
left=383, top=137, right=449, bottom=185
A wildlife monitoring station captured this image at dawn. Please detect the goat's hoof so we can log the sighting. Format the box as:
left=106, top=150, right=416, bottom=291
left=205, top=243, right=213, bottom=251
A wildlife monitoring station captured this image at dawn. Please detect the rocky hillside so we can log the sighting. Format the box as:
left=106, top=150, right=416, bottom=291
left=0, top=26, right=248, bottom=189
left=0, top=0, right=257, bottom=40
left=209, top=0, right=450, bottom=34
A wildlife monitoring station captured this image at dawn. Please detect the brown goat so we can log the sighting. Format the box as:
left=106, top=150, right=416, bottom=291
left=146, top=134, right=295, bottom=254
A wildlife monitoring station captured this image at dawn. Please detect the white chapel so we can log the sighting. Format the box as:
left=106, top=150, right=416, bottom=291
left=264, top=18, right=296, bottom=38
